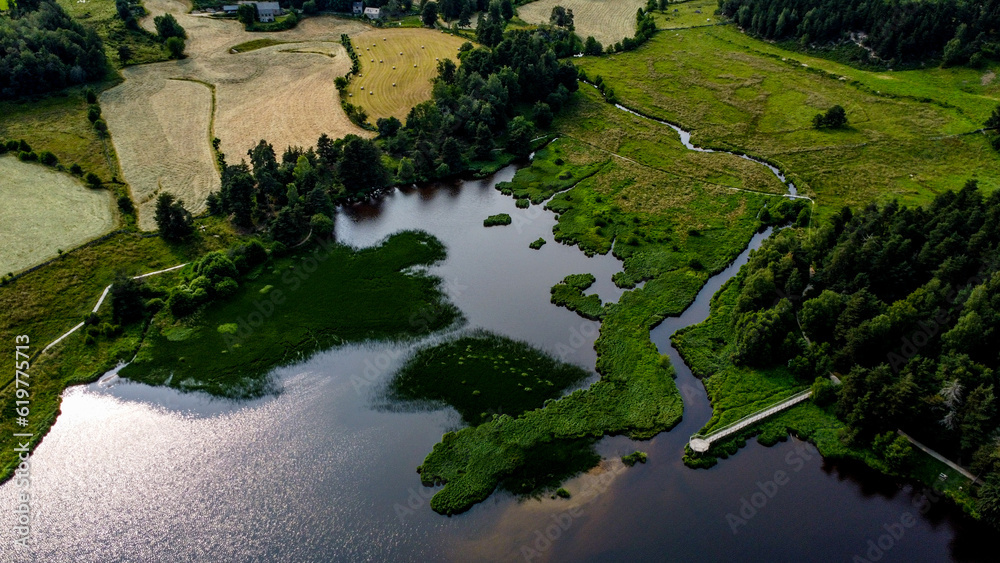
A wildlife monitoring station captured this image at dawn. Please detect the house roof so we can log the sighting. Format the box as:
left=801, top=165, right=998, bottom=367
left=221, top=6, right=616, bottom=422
left=256, top=2, right=281, bottom=11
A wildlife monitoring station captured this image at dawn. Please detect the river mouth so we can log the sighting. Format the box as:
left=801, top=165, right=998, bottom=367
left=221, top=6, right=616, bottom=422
left=0, top=168, right=988, bottom=562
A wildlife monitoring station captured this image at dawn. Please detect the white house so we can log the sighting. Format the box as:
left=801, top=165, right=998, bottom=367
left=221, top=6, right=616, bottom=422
left=254, top=1, right=282, bottom=22
left=364, top=7, right=381, bottom=19
left=352, top=2, right=364, bottom=14
left=237, top=1, right=281, bottom=23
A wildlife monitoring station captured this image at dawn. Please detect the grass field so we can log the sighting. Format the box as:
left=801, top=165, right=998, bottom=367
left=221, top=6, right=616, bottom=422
left=654, top=0, right=722, bottom=30
left=0, top=90, right=120, bottom=184
left=346, top=28, right=468, bottom=122
left=517, top=0, right=645, bottom=46
left=229, top=38, right=288, bottom=53
left=577, top=25, right=1000, bottom=216
left=56, top=0, right=170, bottom=67
left=0, top=157, right=115, bottom=275
left=99, top=0, right=369, bottom=228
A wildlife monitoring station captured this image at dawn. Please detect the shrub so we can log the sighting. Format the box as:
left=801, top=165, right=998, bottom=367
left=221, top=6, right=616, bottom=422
left=812, top=105, right=847, bottom=129
left=17, top=151, right=38, bottom=162
left=167, top=289, right=199, bottom=317
left=69, top=163, right=83, bottom=176
left=483, top=213, right=512, bottom=227
left=145, top=298, right=165, bottom=313
left=117, top=195, right=135, bottom=215
left=38, top=151, right=58, bottom=166
left=529, top=237, right=546, bottom=250
left=195, top=251, right=239, bottom=283
left=87, top=105, right=101, bottom=123
left=622, top=451, right=648, bottom=466
left=214, top=277, right=239, bottom=298
left=310, top=213, right=335, bottom=236
left=93, top=118, right=108, bottom=137
left=555, top=488, right=571, bottom=498
left=85, top=88, right=97, bottom=104
left=85, top=172, right=102, bottom=188
left=166, top=37, right=186, bottom=59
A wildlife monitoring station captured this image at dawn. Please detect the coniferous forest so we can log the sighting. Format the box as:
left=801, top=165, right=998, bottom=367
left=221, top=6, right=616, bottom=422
left=719, top=0, right=1000, bottom=66
left=726, top=183, right=1000, bottom=525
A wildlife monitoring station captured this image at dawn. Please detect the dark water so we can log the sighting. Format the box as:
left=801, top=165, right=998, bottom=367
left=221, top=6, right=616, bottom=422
left=0, top=168, right=989, bottom=562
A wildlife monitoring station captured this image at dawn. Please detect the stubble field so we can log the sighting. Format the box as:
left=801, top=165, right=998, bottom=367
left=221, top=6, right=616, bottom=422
left=346, top=28, right=468, bottom=122
left=517, top=0, right=646, bottom=46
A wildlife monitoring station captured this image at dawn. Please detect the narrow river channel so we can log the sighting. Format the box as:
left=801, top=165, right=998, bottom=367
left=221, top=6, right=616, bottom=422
left=0, top=154, right=989, bottom=561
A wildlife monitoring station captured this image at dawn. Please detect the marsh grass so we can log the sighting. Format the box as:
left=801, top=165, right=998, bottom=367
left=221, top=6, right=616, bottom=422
left=388, top=331, right=592, bottom=425
left=550, top=273, right=604, bottom=320
left=121, top=231, right=459, bottom=396
left=483, top=213, right=512, bottom=227
left=577, top=26, right=1000, bottom=217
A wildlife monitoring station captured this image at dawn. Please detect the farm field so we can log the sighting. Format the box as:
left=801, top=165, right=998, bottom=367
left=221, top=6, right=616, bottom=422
left=100, top=0, right=370, bottom=229
left=0, top=91, right=119, bottom=184
left=577, top=25, right=1000, bottom=215
left=517, top=0, right=645, bottom=46
left=0, top=157, right=114, bottom=275
left=100, top=76, right=218, bottom=229
left=346, top=28, right=468, bottom=122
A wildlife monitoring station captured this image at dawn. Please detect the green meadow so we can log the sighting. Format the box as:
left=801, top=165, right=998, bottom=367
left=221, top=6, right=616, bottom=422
left=576, top=25, right=1000, bottom=217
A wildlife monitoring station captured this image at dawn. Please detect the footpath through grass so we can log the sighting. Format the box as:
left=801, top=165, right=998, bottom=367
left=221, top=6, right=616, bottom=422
left=0, top=218, right=238, bottom=483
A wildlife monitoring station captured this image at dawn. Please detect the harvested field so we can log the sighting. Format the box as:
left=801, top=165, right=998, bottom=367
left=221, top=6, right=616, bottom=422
left=517, top=0, right=645, bottom=46
left=213, top=42, right=357, bottom=166
left=0, top=156, right=114, bottom=275
left=101, top=76, right=217, bottom=230
left=346, top=28, right=468, bottom=122
left=101, top=0, right=369, bottom=229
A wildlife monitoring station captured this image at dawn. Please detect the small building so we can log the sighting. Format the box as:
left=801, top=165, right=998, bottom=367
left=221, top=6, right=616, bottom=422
left=352, top=2, right=364, bottom=14
left=237, top=1, right=281, bottom=23
left=364, top=7, right=381, bottom=19
left=254, top=1, right=282, bottom=22
left=222, top=5, right=240, bottom=14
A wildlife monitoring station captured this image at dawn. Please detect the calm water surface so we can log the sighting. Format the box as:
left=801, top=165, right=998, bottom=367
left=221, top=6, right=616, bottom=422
left=0, top=168, right=989, bottom=562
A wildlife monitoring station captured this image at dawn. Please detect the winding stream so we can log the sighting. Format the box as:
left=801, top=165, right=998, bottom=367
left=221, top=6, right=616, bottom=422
left=0, top=157, right=988, bottom=561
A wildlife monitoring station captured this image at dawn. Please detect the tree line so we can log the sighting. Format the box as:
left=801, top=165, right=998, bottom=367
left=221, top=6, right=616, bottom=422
left=204, top=18, right=578, bottom=250
left=718, top=0, right=1000, bottom=67
left=0, top=0, right=108, bottom=98
left=727, top=183, right=1000, bottom=525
